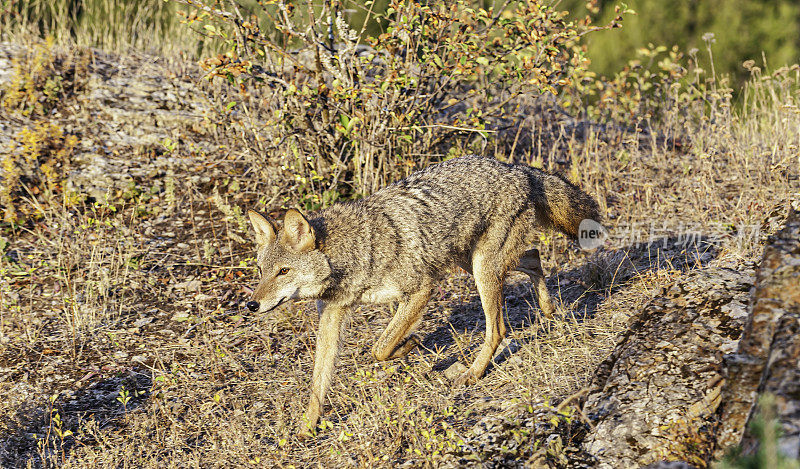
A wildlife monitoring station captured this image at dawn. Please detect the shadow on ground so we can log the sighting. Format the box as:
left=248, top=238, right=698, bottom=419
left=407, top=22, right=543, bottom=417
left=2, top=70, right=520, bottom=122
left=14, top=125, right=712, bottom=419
left=0, top=370, right=151, bottom=468
left=423, top=235, right=720, bottom=373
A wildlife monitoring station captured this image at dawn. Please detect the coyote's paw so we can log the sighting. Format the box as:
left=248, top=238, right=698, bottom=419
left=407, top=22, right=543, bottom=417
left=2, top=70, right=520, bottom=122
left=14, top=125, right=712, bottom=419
left=444, top=362, right=476, bottom=386
left=539, top=302, right=556, bottom=319
left=392, top=334, right=421, bottom=359
left=453, top=370, right=479, bottom=387
left=296, top=427, right=313, bottom=441
left=296, top=410, right=319, bottom=440
left=372, top=333, right=422, bottom=361
left=296, top=419, right=320, bottom=441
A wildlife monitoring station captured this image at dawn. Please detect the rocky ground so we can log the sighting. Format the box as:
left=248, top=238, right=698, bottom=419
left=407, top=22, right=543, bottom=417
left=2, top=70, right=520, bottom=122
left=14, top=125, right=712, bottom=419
left=1, top=41, right=799, bottom=467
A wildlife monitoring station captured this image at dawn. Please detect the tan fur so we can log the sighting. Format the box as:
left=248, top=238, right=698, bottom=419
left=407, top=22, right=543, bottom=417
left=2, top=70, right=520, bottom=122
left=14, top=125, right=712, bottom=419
left=245, top=155, right=602, bottom=436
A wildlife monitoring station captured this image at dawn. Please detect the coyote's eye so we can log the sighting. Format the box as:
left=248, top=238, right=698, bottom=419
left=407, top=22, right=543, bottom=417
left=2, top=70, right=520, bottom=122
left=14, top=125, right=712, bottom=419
left=277, top=267, right=289, bottom=276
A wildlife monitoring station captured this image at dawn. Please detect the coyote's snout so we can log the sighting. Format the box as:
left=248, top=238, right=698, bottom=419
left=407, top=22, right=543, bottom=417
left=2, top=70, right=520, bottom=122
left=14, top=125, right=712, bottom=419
left=245, top=155, right=602, bottom=436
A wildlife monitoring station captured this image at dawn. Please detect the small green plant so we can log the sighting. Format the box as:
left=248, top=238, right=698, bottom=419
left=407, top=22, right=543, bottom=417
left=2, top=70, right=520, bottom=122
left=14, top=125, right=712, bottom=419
left=50, top=410, right=73, bottom=440
left=117, top=385, right=132, bottom=410
left=717, top=394, right=800, bottom=469
left=162, top=138, right=178, bottom=153
left=34, top=394, right=74, bottom=466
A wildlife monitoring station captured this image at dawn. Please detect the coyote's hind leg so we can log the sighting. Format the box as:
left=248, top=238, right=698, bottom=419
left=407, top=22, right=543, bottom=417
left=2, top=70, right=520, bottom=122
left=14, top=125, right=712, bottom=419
left=515, top=248, right=555, bottom=318
left=455, top=251, right=508, bottom=386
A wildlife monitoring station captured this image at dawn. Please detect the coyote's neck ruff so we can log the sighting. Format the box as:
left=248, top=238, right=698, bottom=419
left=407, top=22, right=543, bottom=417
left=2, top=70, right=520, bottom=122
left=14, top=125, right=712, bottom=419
left=246, top=155, right=601, bottom=436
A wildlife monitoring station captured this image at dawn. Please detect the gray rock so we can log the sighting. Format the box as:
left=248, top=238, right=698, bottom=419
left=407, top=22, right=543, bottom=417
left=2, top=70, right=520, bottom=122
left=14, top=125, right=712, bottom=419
left=716, top=195, right=800, bottom=459
left=581, top=264, right=755, bottom=468
left=444, top=361, right=468, bottom=382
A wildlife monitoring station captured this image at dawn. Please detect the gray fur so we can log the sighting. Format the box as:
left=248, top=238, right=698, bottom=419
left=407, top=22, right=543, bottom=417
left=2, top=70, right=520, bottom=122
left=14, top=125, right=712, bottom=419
left=308, top=155, right=599, bottom=305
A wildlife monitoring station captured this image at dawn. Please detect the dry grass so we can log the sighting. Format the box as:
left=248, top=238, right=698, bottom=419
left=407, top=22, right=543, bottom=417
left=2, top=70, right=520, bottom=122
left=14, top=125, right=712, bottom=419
left=0, top=39, right=798, bottom=468
left=0, top=0, right=210, bottom=56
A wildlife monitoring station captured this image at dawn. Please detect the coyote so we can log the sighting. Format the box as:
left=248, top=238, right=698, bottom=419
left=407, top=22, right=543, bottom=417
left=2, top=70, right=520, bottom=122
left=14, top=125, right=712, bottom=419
left=245, top=155, right=601, bottom=434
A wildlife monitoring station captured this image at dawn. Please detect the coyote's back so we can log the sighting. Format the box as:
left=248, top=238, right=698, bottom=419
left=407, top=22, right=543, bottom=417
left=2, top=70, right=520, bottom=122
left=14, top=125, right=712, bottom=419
left=371, top=154, right=600, bottom=241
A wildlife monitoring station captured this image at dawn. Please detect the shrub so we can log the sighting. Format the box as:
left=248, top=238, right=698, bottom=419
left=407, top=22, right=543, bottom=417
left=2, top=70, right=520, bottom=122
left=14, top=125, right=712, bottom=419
left=0, top=39, right=86, bottom=223
left=0, top=121, right=79, bottom=223
left=0, top=37, right=90, bottom=117
left=183, top=0, right=621, bottom=208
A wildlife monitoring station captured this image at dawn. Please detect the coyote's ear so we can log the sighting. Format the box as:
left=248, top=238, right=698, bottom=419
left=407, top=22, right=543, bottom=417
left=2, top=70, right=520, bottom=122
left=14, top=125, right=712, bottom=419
left=281, top=208, right=316, bottom=252
left=248, top=209, right=278, bottom=246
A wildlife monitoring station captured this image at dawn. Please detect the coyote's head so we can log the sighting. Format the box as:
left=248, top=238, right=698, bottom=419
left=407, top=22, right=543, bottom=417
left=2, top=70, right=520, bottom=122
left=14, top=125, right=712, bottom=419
left=245, top=209, right=331, bottom=313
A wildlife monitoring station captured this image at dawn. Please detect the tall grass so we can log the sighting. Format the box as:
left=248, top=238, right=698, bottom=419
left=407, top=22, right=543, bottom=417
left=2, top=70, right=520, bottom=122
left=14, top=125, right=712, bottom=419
left=0, top=0, right=210, bottom=55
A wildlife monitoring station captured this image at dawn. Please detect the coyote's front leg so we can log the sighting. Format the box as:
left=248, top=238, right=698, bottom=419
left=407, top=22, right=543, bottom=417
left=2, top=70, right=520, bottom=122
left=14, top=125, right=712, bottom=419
left=372, top=288, right=433, bottom=361
left=299, top=302, right=347, bottom=437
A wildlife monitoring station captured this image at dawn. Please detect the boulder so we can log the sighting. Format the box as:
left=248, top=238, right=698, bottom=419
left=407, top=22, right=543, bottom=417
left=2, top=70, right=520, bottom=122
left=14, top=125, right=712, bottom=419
left=581, top=195, right=800, bottom=467
left=581, top=264, right=755, bottom=468
left=716, top=196, right=800, bottom=459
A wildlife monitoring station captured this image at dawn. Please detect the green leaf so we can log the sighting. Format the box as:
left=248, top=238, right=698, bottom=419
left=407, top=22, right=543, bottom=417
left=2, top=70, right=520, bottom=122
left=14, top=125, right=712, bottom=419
left=346, top=116, right=360, bottom=132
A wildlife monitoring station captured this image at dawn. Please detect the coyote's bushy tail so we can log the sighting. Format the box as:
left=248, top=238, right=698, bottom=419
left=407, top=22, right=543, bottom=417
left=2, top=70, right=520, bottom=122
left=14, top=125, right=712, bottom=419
left=537, top=172, right=602, bottom=239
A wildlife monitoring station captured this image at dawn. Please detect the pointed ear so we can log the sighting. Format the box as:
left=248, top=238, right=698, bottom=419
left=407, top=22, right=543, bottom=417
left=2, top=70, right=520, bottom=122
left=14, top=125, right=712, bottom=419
left=281, top=208, right=316, bottom=252
left=248, top=209, right=278, bottom=246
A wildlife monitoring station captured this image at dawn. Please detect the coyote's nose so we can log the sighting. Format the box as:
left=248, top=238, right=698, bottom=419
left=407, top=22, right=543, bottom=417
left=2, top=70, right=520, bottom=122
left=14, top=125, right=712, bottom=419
left=246, top=301, right=259, bottom=312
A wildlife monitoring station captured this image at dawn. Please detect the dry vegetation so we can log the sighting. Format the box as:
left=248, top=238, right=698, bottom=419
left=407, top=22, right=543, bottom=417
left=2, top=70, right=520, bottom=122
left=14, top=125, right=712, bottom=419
left=1, top=2, right=799, bottom=467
